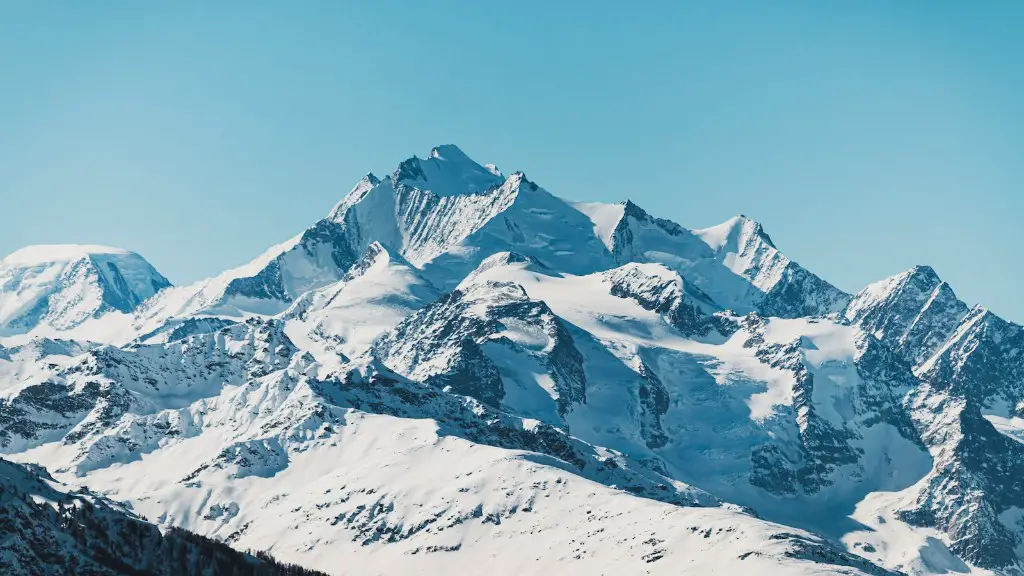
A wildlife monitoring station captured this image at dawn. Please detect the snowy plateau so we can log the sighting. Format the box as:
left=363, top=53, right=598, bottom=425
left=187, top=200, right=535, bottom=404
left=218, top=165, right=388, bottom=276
left=1, top=144, right=1023, bottom=575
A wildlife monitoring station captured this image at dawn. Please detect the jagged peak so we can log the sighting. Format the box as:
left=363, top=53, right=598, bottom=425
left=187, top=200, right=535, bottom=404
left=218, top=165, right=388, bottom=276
left=607, top=199, right=692, bottom=241
left=604, top=261, right=722, bottom=313
left=889, top=264, right=943, bottom=286
left=503, top=171, right=539, bottom=192
left=359, top=240, right=395, bottom=265
left=693, top=214, right=776, bottom=252
left=948, top=304, right=1022, bottom=345
left=964, top=304, right=996, bottom=327
left=621, top=199, right=650, bottom=220
left=907, top=264, right=939, bottom=279
left=428, top=143, right=471, bottom=161
left=483, top=250, right=550, bottom=270
left=459, top=278, right=532, bottom=302
left=873, top=264, right=945, bottom=294
left=328, top=172, right=386, bottom=221
left=390, top=144, right=504, bottom=197
left=607, top=261, right=682, bottom=284
left=848, top=264, right=950, bottom=311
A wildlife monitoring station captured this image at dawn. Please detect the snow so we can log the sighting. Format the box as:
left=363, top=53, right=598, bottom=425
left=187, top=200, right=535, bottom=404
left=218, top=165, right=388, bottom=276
left=2, top=244, right=134, bottom=266
left=10, top=380, right=883, bottom=576
left=843, top=489, right=982, bottom=576
left=1, top=144, right=1018, bottom=576
left=396, top=144, right=504, bottom=197
left=984, top=414, right=1024, bottom=445
left=572, top=201, right=626, bottom=252
left=693, top=215, right=753, bottom=252
left=0, top=244, right=170, bottom=339
left=283, top=242, right=439, bottom=368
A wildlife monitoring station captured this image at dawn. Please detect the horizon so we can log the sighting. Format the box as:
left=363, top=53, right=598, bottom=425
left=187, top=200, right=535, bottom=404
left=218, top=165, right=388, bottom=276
left=2, top=2, right=1022, bottom=322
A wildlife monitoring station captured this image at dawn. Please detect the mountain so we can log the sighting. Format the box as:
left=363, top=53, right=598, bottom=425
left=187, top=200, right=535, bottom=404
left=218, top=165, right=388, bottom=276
left=0, top=245, right=170, bottom=338
left=282, top=241, right=440, bottom=372
left=130, top=220, right=358, bottom=342
left=328, top=146, right=614, bottom=289
left=0, top=456, right=327, bottom=575
left=574, top=201, right=850, bottom=318
left=842, top=264, right=1024, bottom=573
left=899, top=307, right=1024, bottom=570
left=844, top=265, right=970, bottom=366
left=1, top=143, right=1021, bottom=575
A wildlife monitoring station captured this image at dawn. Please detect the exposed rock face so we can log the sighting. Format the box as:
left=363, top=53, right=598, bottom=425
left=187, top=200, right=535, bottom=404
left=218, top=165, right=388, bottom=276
left=373, top=281, right=586, bottom=416
left=0, top=319, right=296, bottom=454
left=845, top=265, right=970, bottom=365
left=604, top=262, right=724, bottom=337
left=892, top=308, right=1024, bottom=571
left=739, top=316, right=925, bottom=497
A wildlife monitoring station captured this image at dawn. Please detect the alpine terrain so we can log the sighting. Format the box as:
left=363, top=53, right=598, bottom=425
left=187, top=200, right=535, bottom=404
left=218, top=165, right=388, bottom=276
left=1, top=144, right=1021, bottom=575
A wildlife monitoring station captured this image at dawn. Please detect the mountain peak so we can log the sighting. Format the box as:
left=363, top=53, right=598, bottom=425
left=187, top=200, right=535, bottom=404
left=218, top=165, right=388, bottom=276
left=391, top=144, right=504, bottom=197
left=694, top=214, right=775, bottom=252
left=621, top=199, right=650, bottom=220
left=0, top=245, right=171, bottom=334
left=463, top=251, right=554, bottom=284
left=504, top=171, right=539, bottom=192
left=3, top=244, right=135, bottom=267
left=844, top=262, right=970, bottom=366
left=428, top=143, right=470, bottom=161
left=906, top=264, right=940, bottom=282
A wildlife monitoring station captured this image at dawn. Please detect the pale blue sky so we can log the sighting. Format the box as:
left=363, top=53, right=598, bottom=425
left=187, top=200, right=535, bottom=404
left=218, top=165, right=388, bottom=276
left=2, top=2, right=1022, bottom=321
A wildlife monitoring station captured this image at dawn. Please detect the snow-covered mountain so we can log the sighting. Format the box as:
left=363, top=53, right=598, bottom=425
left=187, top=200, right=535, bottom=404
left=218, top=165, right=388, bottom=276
left=844, top=265, right=970, bottom=366
left=0, top=245, right=170, bottom=339
left=1, top=144, right=1021, bottom=575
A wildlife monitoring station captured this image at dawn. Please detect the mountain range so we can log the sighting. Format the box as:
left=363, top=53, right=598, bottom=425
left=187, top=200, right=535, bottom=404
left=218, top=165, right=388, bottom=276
left=1, top=144, right=1021, bottom=575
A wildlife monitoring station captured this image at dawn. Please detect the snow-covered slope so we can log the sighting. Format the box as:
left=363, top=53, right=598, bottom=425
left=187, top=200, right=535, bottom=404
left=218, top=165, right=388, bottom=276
left=0, top=245, right=170, bottom=339
left=2, top=333, right=892, bottom=576
left=282, top=241, right=440, bottom=371
left=2, top=143, right=1021, bottom=575
left=0, top=456, right=326, bottom=575
left=129, top=219, right=359, bottom=344
left=574, top=201, right=850, bottom=318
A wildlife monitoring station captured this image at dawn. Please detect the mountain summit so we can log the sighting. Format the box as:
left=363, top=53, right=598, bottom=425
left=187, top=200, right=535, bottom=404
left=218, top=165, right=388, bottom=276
left=0, top=244, right=170, bottom=336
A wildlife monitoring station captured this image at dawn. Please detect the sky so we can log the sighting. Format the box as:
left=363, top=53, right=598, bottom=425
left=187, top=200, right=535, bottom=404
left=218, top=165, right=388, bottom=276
left=1, top=1, right=1022, bottom=321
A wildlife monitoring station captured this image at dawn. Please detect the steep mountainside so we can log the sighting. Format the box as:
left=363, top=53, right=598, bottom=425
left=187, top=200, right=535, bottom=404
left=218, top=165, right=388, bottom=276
left=844, top=265, right=970, bottom=366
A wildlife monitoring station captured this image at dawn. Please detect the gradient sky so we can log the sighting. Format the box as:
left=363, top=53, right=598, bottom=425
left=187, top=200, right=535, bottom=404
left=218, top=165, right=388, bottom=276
left=2, top=1, right=1022, bottom=321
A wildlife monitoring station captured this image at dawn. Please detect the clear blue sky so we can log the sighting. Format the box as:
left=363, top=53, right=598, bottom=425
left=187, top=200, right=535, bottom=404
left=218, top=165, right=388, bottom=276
left=2, top=1, right=1022, bottom=321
